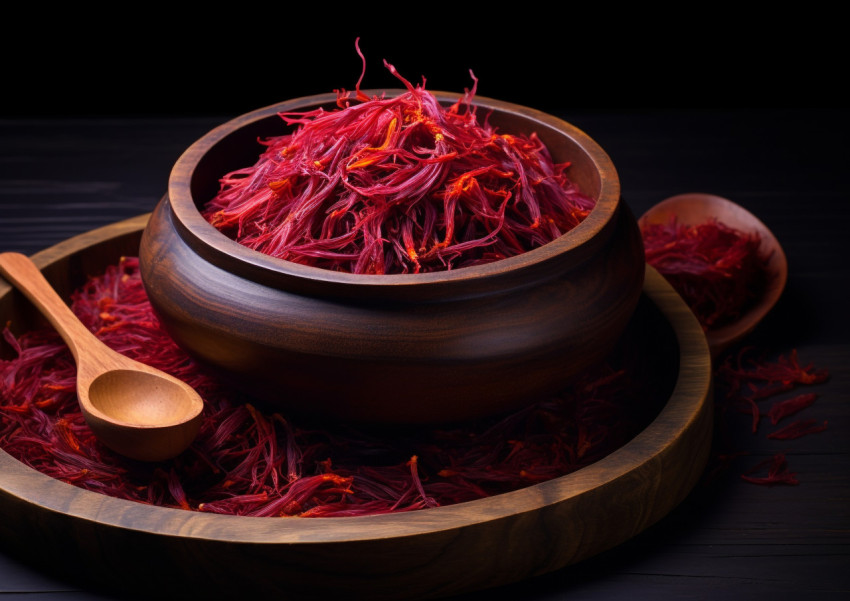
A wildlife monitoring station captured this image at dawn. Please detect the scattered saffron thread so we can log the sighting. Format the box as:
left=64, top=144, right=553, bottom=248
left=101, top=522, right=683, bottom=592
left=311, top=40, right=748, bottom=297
left=766, top=419, right=828, bottom=441
left=767, top=393, right=817, bottom=425
left=740, top=453, right=799, bottom=486
left=709, top=347, right=830, bottom=485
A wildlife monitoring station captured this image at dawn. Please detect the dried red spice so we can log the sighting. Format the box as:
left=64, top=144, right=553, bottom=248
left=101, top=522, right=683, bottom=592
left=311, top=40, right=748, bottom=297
left=0, top=257, right=643, bottom=516
left=740, top=396, right=761, bottom=434
left=740, top=453, right=799, bottom=486
left=202, top=42, right=594, bottom=274
left=641, top=217, right=771, bottom=331
left=767, top=419, right=828, bottom=440
left=767, top=393, right=817, bottom=425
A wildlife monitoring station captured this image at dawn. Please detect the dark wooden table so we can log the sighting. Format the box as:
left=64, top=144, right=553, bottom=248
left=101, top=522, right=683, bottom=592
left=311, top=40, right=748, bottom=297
left=1, top=108, right=847, bottom=600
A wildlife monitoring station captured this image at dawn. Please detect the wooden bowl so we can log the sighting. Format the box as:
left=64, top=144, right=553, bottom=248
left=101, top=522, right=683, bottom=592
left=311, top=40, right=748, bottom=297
left=638, top=193, right=788, bottom=358
left=139, top=92, right=646, bottom=425
left=0, top=216, right=712, bottom=601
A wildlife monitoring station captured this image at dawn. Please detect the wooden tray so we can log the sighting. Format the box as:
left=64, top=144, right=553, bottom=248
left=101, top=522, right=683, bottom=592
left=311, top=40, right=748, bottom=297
left=0, top=215, right=713, bottom=600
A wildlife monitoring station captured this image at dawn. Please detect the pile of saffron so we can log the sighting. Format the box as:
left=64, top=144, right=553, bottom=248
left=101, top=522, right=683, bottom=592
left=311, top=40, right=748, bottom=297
left=0, top=257, right=645, bottom=516
left=202, top=48, right=595, bottom=274
left=641, top=217, right=770, bottom=331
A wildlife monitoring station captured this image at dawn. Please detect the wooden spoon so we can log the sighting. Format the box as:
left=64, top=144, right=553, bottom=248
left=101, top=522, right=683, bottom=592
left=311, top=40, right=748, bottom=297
left=639, top=193, right=788, bottom=359
left=0, top=252, right=204, bottom=462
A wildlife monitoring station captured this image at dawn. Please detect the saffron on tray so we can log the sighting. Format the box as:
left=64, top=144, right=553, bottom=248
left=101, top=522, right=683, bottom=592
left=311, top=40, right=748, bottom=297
left=641, top=217, right=771, bottom=331
left=0, top=257, right=647, bottom=517
left=202, top=42, right=595, bottom=274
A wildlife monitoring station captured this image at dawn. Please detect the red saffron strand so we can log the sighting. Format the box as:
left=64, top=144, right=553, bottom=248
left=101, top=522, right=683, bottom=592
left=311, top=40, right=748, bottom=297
left=767, top=393, right=817, bottom=425
left=741, top=453, right=799, bottom=486
left=740, top=396, right=761, bottom=434
left=767, top=419, right=828, bottom=441
left=202, top=50, right=594, bottom=275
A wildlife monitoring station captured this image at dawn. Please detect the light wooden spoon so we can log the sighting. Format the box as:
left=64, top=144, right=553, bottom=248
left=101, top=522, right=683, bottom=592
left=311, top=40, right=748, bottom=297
left=639, top=193, right=788, bottom=359
left=0, top=252, right=204, bottom=462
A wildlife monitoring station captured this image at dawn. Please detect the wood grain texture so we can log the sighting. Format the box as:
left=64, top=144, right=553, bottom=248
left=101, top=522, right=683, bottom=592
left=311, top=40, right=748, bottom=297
left=0, top=217, right=712, bottom=600
left=139, top=93, right=647, bottom=425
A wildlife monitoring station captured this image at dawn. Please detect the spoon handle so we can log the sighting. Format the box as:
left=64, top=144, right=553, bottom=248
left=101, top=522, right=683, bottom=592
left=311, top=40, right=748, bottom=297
left=0, top=252, right=98, bottom=362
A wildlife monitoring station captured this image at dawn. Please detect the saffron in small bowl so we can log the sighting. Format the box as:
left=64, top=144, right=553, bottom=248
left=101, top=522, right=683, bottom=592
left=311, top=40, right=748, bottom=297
left=639, top=193, right=787, bottom=357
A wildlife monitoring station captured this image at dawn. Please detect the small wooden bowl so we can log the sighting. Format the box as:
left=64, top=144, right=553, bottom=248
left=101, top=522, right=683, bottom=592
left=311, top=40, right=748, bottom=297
left=139, top=92, right=645, bottom=425
left=638, top=193, right=788, bottom=358
left=0, top=216, right=712, bottom=600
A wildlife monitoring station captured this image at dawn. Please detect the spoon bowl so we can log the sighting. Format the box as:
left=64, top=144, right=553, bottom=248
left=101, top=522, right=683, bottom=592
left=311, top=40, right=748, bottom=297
left=87, top=370, right=203, bottom=425
left=639, top=193, right=788, bottom=358
left=0, top=252, right=204, bottom=462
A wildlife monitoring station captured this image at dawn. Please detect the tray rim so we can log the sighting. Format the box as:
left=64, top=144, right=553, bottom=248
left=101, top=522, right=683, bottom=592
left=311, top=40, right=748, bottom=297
left=0, top=214, right=713, bottom=596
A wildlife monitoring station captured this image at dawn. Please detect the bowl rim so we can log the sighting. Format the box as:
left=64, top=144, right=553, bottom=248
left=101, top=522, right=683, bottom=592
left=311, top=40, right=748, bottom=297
left=166, top=90, right=621, bottom=290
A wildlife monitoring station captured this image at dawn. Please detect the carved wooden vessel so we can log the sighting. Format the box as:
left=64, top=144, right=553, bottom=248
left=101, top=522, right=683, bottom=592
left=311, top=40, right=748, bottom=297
left=140, top=93, right=645, bottom=424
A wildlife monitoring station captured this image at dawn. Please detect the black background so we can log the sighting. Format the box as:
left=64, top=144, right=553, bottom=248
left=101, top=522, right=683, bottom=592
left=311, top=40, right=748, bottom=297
left=3, top=10, right=844, bottom=117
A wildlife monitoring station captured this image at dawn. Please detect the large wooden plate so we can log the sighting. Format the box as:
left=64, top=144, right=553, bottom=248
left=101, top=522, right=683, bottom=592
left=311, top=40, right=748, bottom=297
left=0, top=215, right=713, bottom=600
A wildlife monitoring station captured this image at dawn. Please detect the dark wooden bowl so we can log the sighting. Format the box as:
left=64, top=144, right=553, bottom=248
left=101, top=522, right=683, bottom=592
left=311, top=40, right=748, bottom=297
left=0, top=216, right=712, bottom=601
left=139, top=92, right=645, bottom=425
